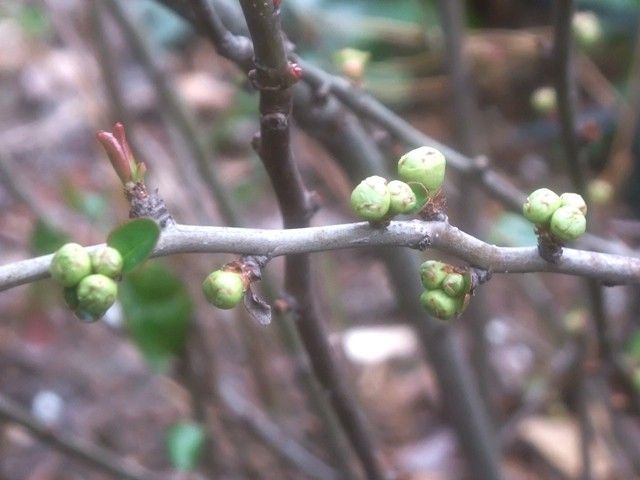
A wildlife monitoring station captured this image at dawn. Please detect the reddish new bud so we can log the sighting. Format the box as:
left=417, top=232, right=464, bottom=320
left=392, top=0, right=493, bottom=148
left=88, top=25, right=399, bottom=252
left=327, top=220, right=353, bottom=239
left=288, top=62, right=303, bottom=81
left=96, top=123, right=145, bottom=185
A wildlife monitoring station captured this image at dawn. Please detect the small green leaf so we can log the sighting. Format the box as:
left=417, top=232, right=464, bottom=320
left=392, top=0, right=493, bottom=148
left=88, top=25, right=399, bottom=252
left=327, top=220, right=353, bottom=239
left=166, top=422, right=205, bottom=471
left=407, top=182, right=429, bottom=214
left=30, top=220, right=69, bottom=255
left=120, top=262, right=192, bottom=370
left=626, top=331, right=640, bottom=362
left=107, top=219, right=160, bottom=272
left=488, top=213, right=538, bottom=247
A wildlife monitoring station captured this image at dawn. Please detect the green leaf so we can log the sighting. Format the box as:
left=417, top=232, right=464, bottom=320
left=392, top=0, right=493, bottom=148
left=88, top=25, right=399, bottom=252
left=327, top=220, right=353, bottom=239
left=120, top=262, right=192, bottom=370
left=488, top=213, right=538, bottom=247
left=166, top=421, right=206, bottom=471
left=626, top=331, right=640, bottom=362
left=107, top=219, right=160, bottom=272
left=17, top=5, right=51, bottom=38
left=30, top=220, right=69, bottom=255
left=407, top=182, right=429, bottom=214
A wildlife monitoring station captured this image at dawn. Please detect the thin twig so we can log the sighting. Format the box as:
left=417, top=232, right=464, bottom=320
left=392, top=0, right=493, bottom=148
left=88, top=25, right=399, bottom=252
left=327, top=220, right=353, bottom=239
left=220, top=383, right=340, bottom=480
left=436, top=3, right=500, bottom=466
left=104, top=0, right=239, bottom=225
left=0, top=394, right=158, bottom=480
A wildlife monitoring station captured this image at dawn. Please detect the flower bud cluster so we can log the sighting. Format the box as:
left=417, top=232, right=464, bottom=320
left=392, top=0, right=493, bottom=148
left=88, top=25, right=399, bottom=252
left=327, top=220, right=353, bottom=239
left=49, top=243, right=123, bottom=322
left=419, top=260, right=471, bottom=320
left=350, top=146, right=446, bottom=222
left=523, top=188, right=587, bottom=242
left=202, top=270, right=247, bottom=310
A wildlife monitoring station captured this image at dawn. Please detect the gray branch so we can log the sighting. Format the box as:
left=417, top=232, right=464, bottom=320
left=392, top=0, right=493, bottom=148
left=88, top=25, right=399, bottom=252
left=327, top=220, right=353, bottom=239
left=1, top=221, right=639, bottom=292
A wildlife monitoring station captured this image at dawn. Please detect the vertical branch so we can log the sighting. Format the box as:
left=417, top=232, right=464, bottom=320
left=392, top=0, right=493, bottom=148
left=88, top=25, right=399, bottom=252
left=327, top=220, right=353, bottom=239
left=435, top=0, right=497, bottom=427
left=553, top=5, right=602, bottom=479
left=236, top=1, right=388, bottom=478
left=553, top=0, right=587, bottom=193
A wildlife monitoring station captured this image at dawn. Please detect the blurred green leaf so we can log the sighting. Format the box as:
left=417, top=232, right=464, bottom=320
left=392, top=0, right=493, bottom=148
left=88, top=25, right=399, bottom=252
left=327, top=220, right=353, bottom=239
left=626, top=331, right=640, bottom=361
left=61, top=179, right=107, bottom=221
left=30, top=220, right=69, bottom=255
left=107, top=219, right=160, bottom=272
left=17, top=5, right=51, bottom=38
left=120, top=262, right=192, bottom=370
left=166, top=421, right=205, bottom=471
left=488, top=213, right=538, bottom=247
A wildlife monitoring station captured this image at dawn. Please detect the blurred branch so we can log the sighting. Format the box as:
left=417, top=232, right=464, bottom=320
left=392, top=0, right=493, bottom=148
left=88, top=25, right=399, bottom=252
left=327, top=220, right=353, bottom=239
left=104, top=0, right=239, bottom=225
left=2, top=220, right=640, bottom=292
left=219, top=383, right=340, bottom=480
left=553, top=0, right=587, bottom=193
left=233, top=0, right=387, bottom=478
left=0, top=394, right=158, bottom=480
left=435, top=2, right=499, bottom=462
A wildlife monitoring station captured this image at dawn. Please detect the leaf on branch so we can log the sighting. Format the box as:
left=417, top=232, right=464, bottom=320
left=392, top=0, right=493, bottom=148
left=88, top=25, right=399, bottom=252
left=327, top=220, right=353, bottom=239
left=120, top=262, right=192, bottom=371
left=107, top=218, right=160, bottom=272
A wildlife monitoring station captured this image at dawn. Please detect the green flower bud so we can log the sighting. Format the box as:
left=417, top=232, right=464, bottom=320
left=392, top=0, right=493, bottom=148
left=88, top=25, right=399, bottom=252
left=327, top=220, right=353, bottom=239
left=420, top=260, right=448, bottom=290
left=522, top=188, right=561, bottom=225
left=587, top=179, right=612, bottom=205
left=90, top=246, right=123, bottom=279
left=572, top=11, right=602, bottom=49
left=202, top=270, right=245, bottom=309
left=334, top=48, right=370, bottom=80
left=76, top=274, right=118, bottom=321
left=550, top=206, right=587, bottom=242
left=531, top=87, right=556, bottom=115
left=442, top=273, right=467, bottom=298
left=398, top=146, right=446, bottom=193
left=387, top=180, right=417, bottom=214
left=350, top=176, right=391, bottom=221
left=559, top=192, right=587, bottom=215
left=49, top=243, right=92, bottom=287
left=420, top=289, right=461, bottom=320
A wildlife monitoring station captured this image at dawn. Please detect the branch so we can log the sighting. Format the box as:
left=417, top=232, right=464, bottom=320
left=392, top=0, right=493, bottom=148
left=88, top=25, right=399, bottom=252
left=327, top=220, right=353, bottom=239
left=154, top=0, right=633, bottom=258
left=553, top=0, right=587, bottom=194
left=2, top=221, right=639, bottom=293
left=211, top=0, right=388, bottom=477
left=0, top=394, right=158, bottom=480
left=219, top=383, right=340, bottom=480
